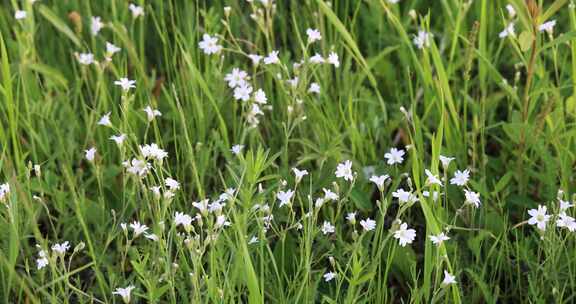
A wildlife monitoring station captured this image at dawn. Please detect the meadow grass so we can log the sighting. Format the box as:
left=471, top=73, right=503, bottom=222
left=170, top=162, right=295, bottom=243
left=1, top=0, right=576, bottom=302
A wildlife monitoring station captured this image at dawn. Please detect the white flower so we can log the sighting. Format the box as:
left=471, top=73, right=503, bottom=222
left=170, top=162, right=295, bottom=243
left=139, top=143, right=168, bottom=160
left=506, top=4, right=516, bottom=18
left=560, top=199, right=574, bottom=211
left=231, top=144, right=244, bottom=155
left=556, top=213, right=576, bottom=232
left=110, top=134, right=127, bottom=146
left=248, top=54, right=262, bottom=65
left=450, top=169, right=470, bottom=186
left=192, top=199, right=210, bottom=214
left=423, top=190, right=440, bottom=202
left=346, top=212, right=357, bottom=224
left=98, top=112, right=112, bottom=127
left=464, top=189, right=481, bottom=208
left=538, top=20, right=556, bottom=33
left=384, top=148, right=405, bottom=165
left=165, top=177, right=180, bottom=190
left=91, top=16, right=104, bottom=36
left=15, top=10, right=27, bottom=20
left=327, top=52, right=340, bottom=67
left=253, top=89, right=267, bottom=104
left=123, top=159, right=151, bottom=177
left=308, top=82, right=320, bottom=94
left=144, top=233, right=159, bottom=241
left=113, top=286, right=135, bottom=303
left=335, top=160, right=354, bottom=181
left=264, top=50, right=280, bottom=65
left=198, top=34, right=222, bottom=55
left=499, top=22, right=515, bottom=39
left=129, top=221, right=149, bottom=237
left=51, top=241, right=70, bottom=255
left=224, top=68, right=248, bottom=88
left=387, top=0, right=401, bottom=3
left=234, top=83, right=253, bottom=102
left=439, top=155, right=455, bottom=168
left=323, top=188, right=339, bottom=201
left=277, top=189, right=294, bottom=207
left=114, top=78, right=136, bottom=91
left=310, top=53, right=325, bottom=64
left=0, top=183, right=10, bottom=201
left=370, top=175, right=389, bottom=191
left=442, top=271, right=457, bottom=286
left=78, top=53, right=95, bottom=65
left=215, top=215, right=231, bottom=228
left=36, top=251, right=49, bottom=270
left=321, top=221, right=335, bottom=235
left=85, top=147, right=97, bottom=162
left=106, top=42, right=121, bottom=55
left=306, top=28, right=322, bottom=43
left=143, top=106, right=161, bottom=121
left=323, top=271, right=337, bottom=282
left=425, top=169, right=442, bottom=186
left=527, top=205, right=550, bottom=231
left=292, top=168, right=308, bottom=183
left=129, top=4, right=145, bottom=18
left=393, top=222, right=416, bottom=247
left=413, top=30, right=432, bottom=49
left=392, top=188, right=418, bottom=204
left=360, top=218, right=376, bottom=231
left=429, top=232, right=450, bottom=246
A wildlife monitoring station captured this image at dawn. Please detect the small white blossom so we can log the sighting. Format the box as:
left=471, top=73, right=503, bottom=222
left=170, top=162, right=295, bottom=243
left=321, top=221, right=335, bottom=235
left=392, top=188, right=418, bottom=204
left=385, top=148, right=405, bottom=165
left=234, top=83, right=253, bottom=102
left=429, top=232, right=450, bottom=246
left=439, top=155, right=455, bottom=168
left=538, top=20, right=556, bottom=34
left=114, top=78, right=136, bottom=91
left=113, top=286, right=135, bottom=303
left=527, top=205, right=550, bottom=231
left=499, top=22, right=515, bottom=39
left=393, top=222, right=416, bottom=247
left=464, top=189, right=481, bottom=208
left=198, top=34, right=222, bottom=55
left=15, top=10, right=27, bottom=20
left=51, top=241, right=70, bottom=255
left=78, top=53, right=95, bottom=65
left=264, top=50, right=280, bottom=65
left=327, top=52, right=340, bottom=67
left=323, top=271, right=337, bottom=282
left=98, top=112, right=112, bottom=127
left=248, top=54, right=262, bottom=65
left=360, top=218, right=376, bottom=231
left=91, top=16, right=104, bottom=36
left=413, top=30, right=432, bottom=49
left=277, top=189, right=294, bottom=207
left=425, top=169, right=442, bottom=186
left=128, top=4, right=145, bottom=18
left=370, top=175, right=389, bottom=191
left=306, top=28, right=322, bottom=43
left=292, top=168, right=308, bottom=183
left=442, top=271, right=457, bottom=286
left=110, top=134, right=127, bottom=146
left=231, top=144, right=244, bottom=155
left=143, top=106, right=161, bottom=121
left=85, top=147, right=97, bottom=162
left=450, top=169, right=470, bottom=186
left=129, top=221, right=149, bottom=237
left=335, top=160, right=354, bottom=181
left=224, top=68, right=248, bottom=88
left=506, top=4, right=516, bottom=18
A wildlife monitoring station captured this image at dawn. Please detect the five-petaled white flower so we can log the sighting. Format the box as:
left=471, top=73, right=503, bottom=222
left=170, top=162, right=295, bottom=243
left=234, top=83, right=253, bottom=102
left=51, top=241, right=70, bottom=255
left=346, top=212, right=357, bottom=224
left=91, top=16, right=104, bottom=36
left=321, top=221, right=335, bottom=235
left=129, top=4, right=145, bottom=18
left=15, top=10, right=27, bottom=20
left=140, top=143, right=168, bottom=160
left=264, top=50, right=280, bottom=65
left=98, top=112, right=112, bottom=127
left=113, top=285, right=135, bottom=303
left=360, top=218, right=377, bottom=232
left=413, top=30, right=432, bottom=49
left=556, top=213, right=576, bottom=232
left=174, top=212, right=193, bottom=231
left=143, top=106, right=161, bottom=122
left=392, top=188, right=418, bottom=204
left=527, top=205, right=550, bottom=231
left=385, top=148, right=405, bottom=165
left=370, top=175, right=389, bottom=191
left=78, top=53, right=95, bottom=65
left=306, top=28, right=322, bottom=43
left=106, top=42, right=121, bottom=55
left=439, top=155, right=455, bottom=168
left=277, top=189, right=294, bottom=207
left=114, top=78, right=136, bottom=91
left=308, top=82, right=320, bottom=94
left=429, top=232, right=450, bottom=246
left=442, top=271, right=457, bottom=286
left=539, top=20, right=556, bottom=34
left=393, top=222, right=416, bottom=247
left=292, top=168, right=308, bottom=183
left=110, top=134, right=127, bottom=146
left=499, top=22, right=515, bottom=39
left=450, top=169, right=470, bottom=186
left=310, top=53, right=325, bottom=64
left=231, top=144, right=244, bottom=155
left=464, top=189, right=481, bottom=208
left=130, top=221, right=149, bottom=237
left=85, top=147, right=97, bottom=162
left=425, top=169, right=442, bottom=186
left=327, top=52, right=340, bottom=67
left=198, top=34, right=222, bottom=55
left=248, top=54, right=262, bottom=65
left=224, top=68, right=248, bottom=88
left=323, top=271, right=337, bottom=282
left=506, top=4, right=516, bottom=18
left=335, top=160, right=354, bottom=181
